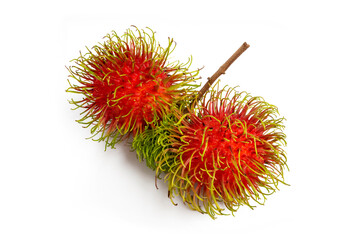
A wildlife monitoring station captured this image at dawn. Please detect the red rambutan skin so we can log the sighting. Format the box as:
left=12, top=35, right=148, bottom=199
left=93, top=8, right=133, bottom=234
left=67, top=28, right=199, bottom=148
left=75, top=46, right=171, bottom=135
left=166, top=86, right=287, bottom=218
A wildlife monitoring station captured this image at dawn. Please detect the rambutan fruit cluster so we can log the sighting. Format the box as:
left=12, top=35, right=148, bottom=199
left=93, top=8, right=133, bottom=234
left=67, top=27, right=199, bottom=148
left=67, top=27, right=288, bottom=219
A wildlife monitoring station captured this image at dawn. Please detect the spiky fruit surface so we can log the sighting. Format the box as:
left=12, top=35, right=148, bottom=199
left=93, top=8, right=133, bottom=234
left=164, top=84, right=287, bottom=219
left=67, top=27, right=199, bottom=148
left=132, top=111, right=179, bottom=171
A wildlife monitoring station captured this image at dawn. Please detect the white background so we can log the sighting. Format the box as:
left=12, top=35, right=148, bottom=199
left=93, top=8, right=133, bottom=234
left=1, top=0, right=359, bottom=239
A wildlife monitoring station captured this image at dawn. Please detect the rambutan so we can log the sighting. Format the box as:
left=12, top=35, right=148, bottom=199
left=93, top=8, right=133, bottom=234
left=66, top=30, right=288, bottom=219
left=132, top=111, right=180, bottom=171
left=66, top=27, right=200, bottom=148
left=164, top=83, right=288, bottom=218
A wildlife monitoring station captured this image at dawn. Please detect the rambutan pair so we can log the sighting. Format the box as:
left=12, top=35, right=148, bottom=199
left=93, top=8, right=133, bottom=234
left=66, top=27, right=288, bottom=219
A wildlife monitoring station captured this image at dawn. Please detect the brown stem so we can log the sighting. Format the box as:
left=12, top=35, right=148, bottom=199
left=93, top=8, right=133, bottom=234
left=190, top=42, right=250, bottom=108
